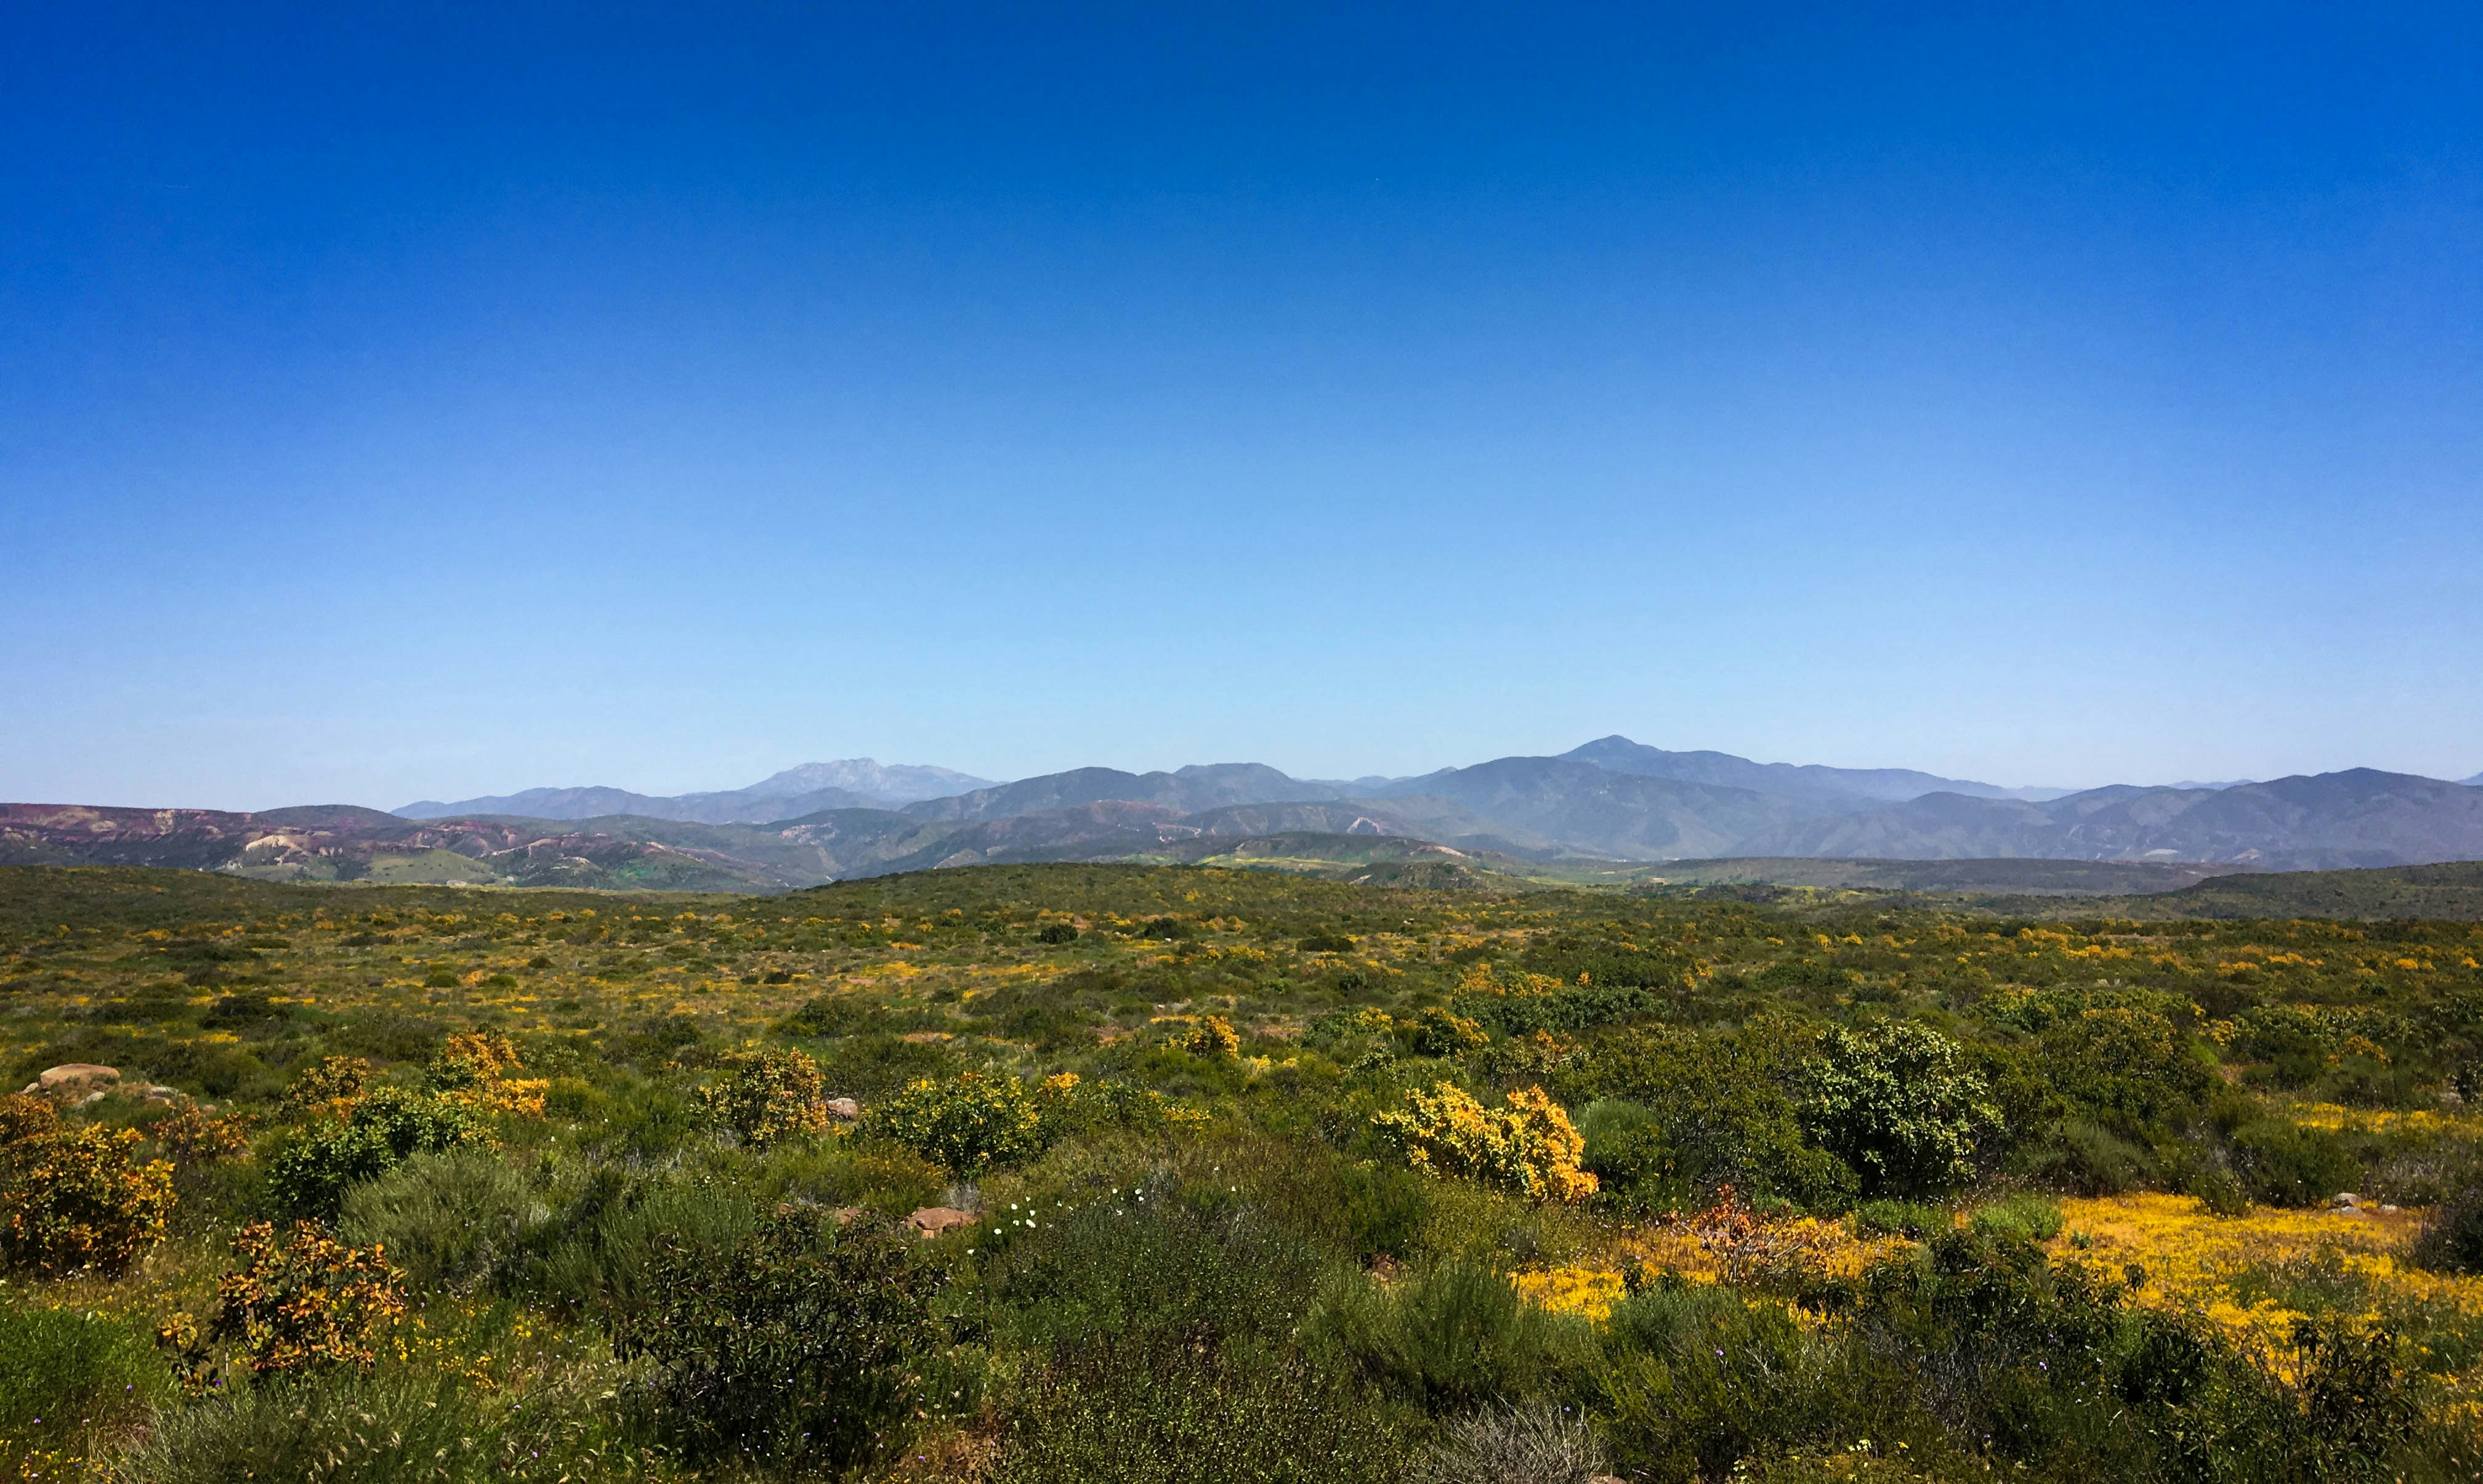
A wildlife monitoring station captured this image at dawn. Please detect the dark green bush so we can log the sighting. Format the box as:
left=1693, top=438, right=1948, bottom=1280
left=2413, top=1180, right=2483, bottom=1275
left=2021, top=1118, right=2154, bottom=1196
left=993, top=1334, right=1403, bottom=1483
left=1307, top=1259, right=1590, bottom=1411
left=1578, top=1099, right=1685, bottom=1213
left=512, top=1165, right=761, bottom=1322
left=338, top=1150, right=538, bottom=1292
left=1338, top=1161, right=1434, bottom=1260
left=616, top=1203, right=944, bottom=1477
left=1799, top=1022, right=1997, bottom=1200
left=265, top=1089, right=489, bottom=1218
left=1035, top=922, right=1080, bottom=945
left=2231, top=1121, right=2359, bottom=1208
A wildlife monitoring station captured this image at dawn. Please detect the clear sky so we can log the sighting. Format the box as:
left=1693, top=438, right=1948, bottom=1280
left=5, top=3, right=2479, bottom=810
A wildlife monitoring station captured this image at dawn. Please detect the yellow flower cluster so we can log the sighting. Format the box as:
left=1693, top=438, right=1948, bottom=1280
left=1511, top=1264, right=1626, bottom=1321
left=2288, top=1102, right=2483, bottom=1139
left=1373, top=1082, right=1597, bottom=1203
left=2050, top=1194, right=2483, bottom=1363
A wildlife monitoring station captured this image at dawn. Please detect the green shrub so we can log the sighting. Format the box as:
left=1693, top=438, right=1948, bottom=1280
left=2231, top=1120, right=2359, bottom=1208
left=2413, top=1180, right=2483, bottom=1275
left=615, top=1203, right=943, bottom=1477
left=339, top=1150, right=539, bottom=1292
left=867, top=1069, right=1050, bottom=1176
left=511, top=1166, right=761, bottom=1323
left=1852, top=1199, right=1944, bottom=1239
left=980, top=1179, right=1319, bottom=1353
left=0, top=1305, right=171, bottom=1475
left=1593, top=1283, right=1862, bottom=1480
left=1035, top=922, right=1080, bottom=945
left=1799, top=1022, right=1997, bottom=1200
left=2038, top=1007, right=2215, bottom=1136
left=1578, top=1099, right=1683, bottom=1212
left=994, top=1334, right=1404, bottom=1484
left=2021, top=1117, right=2154, bottom=1195
left=1338, top=1161, right=1434, bottom=1260
left=1569, top=1025, right=1859, bottom=1211
left=2190, top=1166, right=2251, bottom=1217
left=1307, top=1258, right=1589, bottom=1411
left=1968, top=1193, right=2062, bottom=1243
left=265, top=1088, right=489, bottom=1218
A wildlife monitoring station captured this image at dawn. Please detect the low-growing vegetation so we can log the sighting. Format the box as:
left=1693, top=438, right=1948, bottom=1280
left=2, top=860, right=2481, bottom=1480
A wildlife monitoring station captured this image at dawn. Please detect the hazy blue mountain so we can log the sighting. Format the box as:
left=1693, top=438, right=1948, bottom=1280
left=734, top=760, right=995, bottom=804
left=1559, top=735, right=2068, bottom=803
left=1740, top=770, right=2483, bottom=870
left=1368, top=755, right=1828, bottom=860
left=2465, top=772, right=2483, bottom=786
left=396, top=758, right=992, bottom=823
left=898, top=764, right=1343, bottom=822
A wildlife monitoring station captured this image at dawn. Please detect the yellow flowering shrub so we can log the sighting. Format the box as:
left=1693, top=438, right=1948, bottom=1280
left=1373, top=1081, right=1597, bottom=1203
left=1186, top=1015, right=1241, bottom=1057
left=203, top=1220, right=408, bottom=1374
left=0, top=1121, right=176, bottom=1275
left=699, top=1046, right=835, bottom=1147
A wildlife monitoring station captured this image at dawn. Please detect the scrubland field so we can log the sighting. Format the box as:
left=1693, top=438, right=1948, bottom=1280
left=3, top=862, right=2482, bottom=1482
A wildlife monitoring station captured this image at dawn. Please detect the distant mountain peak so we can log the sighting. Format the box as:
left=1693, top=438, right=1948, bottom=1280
left=742, top=760, right=996, bottom=802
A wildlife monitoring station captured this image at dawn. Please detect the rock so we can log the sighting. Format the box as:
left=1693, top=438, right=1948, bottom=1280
left=22, top=1063, right=119, bottom=1097
left=825, top=1097, right=860, bottom=1121
left=79, top=1090, right=108, bottom=1106
left=2331, top=1192, right=2362, bottom=1208
left=906, top=1206, right=976, bottom=1238
left=828, top=1206, right=866, bottom=1225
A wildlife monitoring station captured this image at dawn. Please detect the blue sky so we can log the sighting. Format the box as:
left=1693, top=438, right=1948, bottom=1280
left=5, top=3, right=2479, bottom=810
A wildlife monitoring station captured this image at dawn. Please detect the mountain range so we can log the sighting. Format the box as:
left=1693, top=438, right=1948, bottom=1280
left=7, top=739, right=2480, bottom=891
left=395, top=759, right=995, bottom=821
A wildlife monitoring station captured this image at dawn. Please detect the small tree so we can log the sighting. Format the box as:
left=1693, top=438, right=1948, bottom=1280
left=1373, top=1083, right=1597, bottom=1203
left=699, top=1046, right=834, bottom=1147
left=1801, top=1021, right=1998, bottom=1199
left=618, top=1204, right=945, bottom=1476
left=868, top=1070, right=1048, bottom=1177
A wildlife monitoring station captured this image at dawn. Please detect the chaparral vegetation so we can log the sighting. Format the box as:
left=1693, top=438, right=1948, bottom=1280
left=2, top=861, right=2481, bottom=1481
